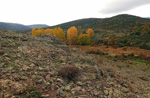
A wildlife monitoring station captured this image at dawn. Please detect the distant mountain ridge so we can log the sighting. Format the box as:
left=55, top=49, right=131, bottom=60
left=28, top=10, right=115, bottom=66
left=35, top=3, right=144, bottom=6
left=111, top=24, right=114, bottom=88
left=28, top=24, right=49, bottom=28
left=0, top=22, right=30, bottom=31
left=9, top=14, right=150, bottom=33
left=0, top=22, right=49, bottom=31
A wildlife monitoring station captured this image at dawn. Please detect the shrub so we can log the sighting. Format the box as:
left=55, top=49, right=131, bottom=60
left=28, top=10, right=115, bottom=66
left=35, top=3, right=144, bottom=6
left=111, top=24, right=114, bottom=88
left=77, top=34, right=91, bottom=45
left=57, top=65, right=80, bottom=81
left=28, top=88, right=42, bottom=98
left=55, top=58, right=63, bottom=63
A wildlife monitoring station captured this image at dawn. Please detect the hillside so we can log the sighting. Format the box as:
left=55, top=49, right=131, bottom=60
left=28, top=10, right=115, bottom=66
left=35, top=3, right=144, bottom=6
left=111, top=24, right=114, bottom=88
left=28, top=24, right=49, bottom=28
left=48, top=18, right=100, bottom=30
left=0, top=22, right=30, bottom=31
left=46, top=14, right=150, bottom=33
left=116, top=34, right=150, bottom=50
left=0, top=31, right=150, bottom=97
left=91, top=14, right=150, bottom=32
left=17, top=14, right=150, bottom=34
left=0, top=22, right=49, bottom=31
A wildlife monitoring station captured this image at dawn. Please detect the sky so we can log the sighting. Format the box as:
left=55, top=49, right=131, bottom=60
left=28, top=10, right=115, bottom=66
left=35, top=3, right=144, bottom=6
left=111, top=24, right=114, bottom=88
left=0, top=0, right=150, bottom=26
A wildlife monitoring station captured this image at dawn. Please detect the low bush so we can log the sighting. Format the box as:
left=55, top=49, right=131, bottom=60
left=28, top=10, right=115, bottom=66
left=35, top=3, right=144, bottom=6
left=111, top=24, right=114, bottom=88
left=57, top=65, right=80, bottom=81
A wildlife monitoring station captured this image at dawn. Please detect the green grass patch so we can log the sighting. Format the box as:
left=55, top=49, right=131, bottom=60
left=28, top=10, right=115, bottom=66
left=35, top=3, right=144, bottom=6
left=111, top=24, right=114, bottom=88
left=55, top=58, right=63, bottom=63
left=134, top=59, right=147, bottom=64
left=102, top=55, right=109, bottom=58
left=128, top=57, right=147, bottom=64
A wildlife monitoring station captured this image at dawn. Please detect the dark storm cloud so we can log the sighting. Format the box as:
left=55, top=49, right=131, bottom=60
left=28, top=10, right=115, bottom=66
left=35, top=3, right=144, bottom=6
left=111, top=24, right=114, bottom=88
left=100, top=0, right=150, bottom=14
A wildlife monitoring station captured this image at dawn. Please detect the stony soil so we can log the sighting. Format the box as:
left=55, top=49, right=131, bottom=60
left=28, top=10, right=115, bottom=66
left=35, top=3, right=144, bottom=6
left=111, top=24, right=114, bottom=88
left=0, top=31, right=150, bottom=98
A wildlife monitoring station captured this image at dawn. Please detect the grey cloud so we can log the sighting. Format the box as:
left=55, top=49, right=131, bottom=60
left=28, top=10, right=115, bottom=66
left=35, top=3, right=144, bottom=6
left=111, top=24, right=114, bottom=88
left=100, top=0, right=150, bottom=14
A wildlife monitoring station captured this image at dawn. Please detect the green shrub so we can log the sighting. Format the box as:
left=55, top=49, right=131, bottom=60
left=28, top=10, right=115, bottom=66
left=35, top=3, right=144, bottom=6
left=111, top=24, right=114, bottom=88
left=28, top=88, right=42, bottom=98
left=77, top=34, right=91, bottom=45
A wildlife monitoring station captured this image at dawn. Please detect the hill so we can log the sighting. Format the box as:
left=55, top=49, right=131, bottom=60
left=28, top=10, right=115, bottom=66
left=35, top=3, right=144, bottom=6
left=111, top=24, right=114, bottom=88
left=0, top=22, right=49, bottom=31
left=0, top=22, right=31, bottom=30
left=17, top=14, right=150, bottom=34
left=45, top=14, right=150, bottom=33
left=0, top=31, right=150, bottom=97
left=116, top=34, right=150, bottom=50
left=28, top=24, right=49, bottom=28
left=48, top=18, right=100, bottom=30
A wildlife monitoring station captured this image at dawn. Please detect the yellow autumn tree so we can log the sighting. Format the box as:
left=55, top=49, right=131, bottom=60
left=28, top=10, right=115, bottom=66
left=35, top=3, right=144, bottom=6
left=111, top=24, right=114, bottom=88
left=32, top=28, right=41, bottom=36
left=51, top=27, right=66, bottom=42
left=86, top=28, right=95, bottom=38
left=57, top=27, right=66, bottom=41
left=67, top=26, right=78, bottom=44
left=45, top=29, right=50, bottom=34
left=53, top=27, right=58, bottom=36
left=32, top=28, right=36, bottom=36
left=38, top=27, right=42, bottom=30
left=38, top=27, right=45, bottom=34
left=49, top=29, right=54, bottom=35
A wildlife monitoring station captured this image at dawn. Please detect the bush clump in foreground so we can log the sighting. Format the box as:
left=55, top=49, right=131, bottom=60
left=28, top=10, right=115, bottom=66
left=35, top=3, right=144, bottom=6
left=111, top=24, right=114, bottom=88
left=58, top=65, right=80, bottom=81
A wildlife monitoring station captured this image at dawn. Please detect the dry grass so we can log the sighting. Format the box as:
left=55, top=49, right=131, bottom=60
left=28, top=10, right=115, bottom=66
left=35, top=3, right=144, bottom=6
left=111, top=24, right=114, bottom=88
left=70, top=45, right=150, bottom=57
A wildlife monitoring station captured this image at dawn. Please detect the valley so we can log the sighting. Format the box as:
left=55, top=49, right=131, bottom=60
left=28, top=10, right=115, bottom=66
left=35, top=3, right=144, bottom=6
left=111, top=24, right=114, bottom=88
left=0, top=14, right=150, bottom=97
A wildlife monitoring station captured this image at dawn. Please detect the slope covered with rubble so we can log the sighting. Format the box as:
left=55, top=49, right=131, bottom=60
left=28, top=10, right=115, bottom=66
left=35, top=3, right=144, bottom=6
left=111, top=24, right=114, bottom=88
left=0, top=31, right=150, bottom=98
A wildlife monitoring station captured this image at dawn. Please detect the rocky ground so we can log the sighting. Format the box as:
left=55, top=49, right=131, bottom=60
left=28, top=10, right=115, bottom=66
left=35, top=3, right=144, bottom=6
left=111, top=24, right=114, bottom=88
left=0, top=31, right=150, bottom=98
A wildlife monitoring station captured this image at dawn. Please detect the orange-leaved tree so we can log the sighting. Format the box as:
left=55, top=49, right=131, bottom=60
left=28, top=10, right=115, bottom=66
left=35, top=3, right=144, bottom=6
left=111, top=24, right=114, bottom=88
left=86, top=28, right=95, bottom=39
left=32, top=28, right=36, bottom=36
left=45, top=29, right=50, bottom=34
left=67, top=26, right=78, bottom=44
left=32, top=28, right=41, bottom=36
left=57, top=27, right=66, bottom=41
left=52, top=27, right=66, bottom=41
left=49, top=29, right=54, bottom=35
left=38, top=27, right=45, bottom=34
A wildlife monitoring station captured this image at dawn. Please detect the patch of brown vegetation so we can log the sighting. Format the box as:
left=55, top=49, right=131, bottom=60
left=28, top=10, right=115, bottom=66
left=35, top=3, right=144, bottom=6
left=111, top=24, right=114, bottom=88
left=57, top=65, right=80, bottom=81
left=70, top=45, right=150, bottom=57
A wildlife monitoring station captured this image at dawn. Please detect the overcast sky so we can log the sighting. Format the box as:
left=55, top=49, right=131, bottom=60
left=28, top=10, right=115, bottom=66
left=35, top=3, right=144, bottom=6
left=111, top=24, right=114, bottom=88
left=0, top=0, right=150, bottom=26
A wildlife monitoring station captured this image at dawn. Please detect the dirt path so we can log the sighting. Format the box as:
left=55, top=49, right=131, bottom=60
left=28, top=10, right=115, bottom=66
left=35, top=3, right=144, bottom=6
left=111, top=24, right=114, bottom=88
left=70, top=45, right=150, bottom=57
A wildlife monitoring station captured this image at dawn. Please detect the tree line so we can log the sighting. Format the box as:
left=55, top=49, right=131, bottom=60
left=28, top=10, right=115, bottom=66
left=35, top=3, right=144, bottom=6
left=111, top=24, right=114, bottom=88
left=32, top=26, right=95, bottom=45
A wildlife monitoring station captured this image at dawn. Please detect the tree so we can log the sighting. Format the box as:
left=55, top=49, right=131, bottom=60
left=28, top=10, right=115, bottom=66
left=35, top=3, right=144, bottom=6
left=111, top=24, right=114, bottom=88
left=58, top=27, right=66, bottom=41
left=45, top=29, right=50, bottom=34
left=48, top=27, right=66, bottom=41
left=86, top=28, right=95, bottom=38
left=55, top=27, right=66, bottom=41
left=32, top=28, right=41, bottom=36
left=32, top=28, right=36, bottom=36
left=38, top=27, right=42, bottom=30
left=77, top=26, right=82, bottom=35
left=67, top=26, right=78, bottom=44
left=49, top=29, right=54, bottom=35
left=53, top=27, right=59, bottom=36
left=77, top=34, right=90, bottom=45
left=38, top=27, right=45, bottom=34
